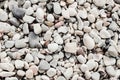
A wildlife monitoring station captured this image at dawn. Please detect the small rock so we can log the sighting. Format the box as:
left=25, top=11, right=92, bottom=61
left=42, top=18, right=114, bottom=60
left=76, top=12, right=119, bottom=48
left=47, top=68, right=56, bottom=77
left=86, top=59, right=96, bottom=70
left=64, top=42, right=77, bottom=54
left=0, top=63, right=14, bottom=72
left=39, top=60, right=50, bottom=70
left=9, top=17, right=20, bottom=27
left=12, top=7, right=25, bottom=19
left=17, top=70, right=25, bottom=76
left=83, top=34, right=95, bottom=50
left=117, top=59, right=120, bottom=68
left=68, top=8, right=77, bottom=16
left=41, top=75, right=50, bottom=80
left=23, top=1, right=31, bottom=9
left=100, top=29, right=111, bottom=38
left=33, top=24, right=42, bottom=34
left=103, top=56, right=116, bottom=66
left=25, top=7, right=34, bottom=15
left=15, top=60, right=24, bottom=69
left=5, top=77, right=18, bottom=80
left=53, top=2, right=62, bottom=14
left=54, top=34, right=63, bottom=44
left=29, top=65, right=38, bottom=75
left=108, top=46, right=118, bottom=57
left=25, top=53, right=34, bottom=62
left=66, top=0, right=74, bottom=3
left=78, top=9, right=87, bottom=19
left=44, top=30, right=52, bottom=41
left=109, top=21, right=118, bottom=31
left=114, top=0, right=120, bottom=4
left=30, top=0, right=38, bottom=4
left=23, top=15, right=35, bottom=23
left=26, top=69, right=33, bottom=79
left=15, top=39, right=27, bottom=48
left=91, top=72, right=100, bottom=80
left=36, top=8, right=44, bottom=20
left=77, top=55, right=86, bottom=64
left=87, top=14, right=95, bottom=23
left=106, top=66, right=116, bottom=76
left=62, top=9, right=70, bottom=19
left=95, top=20, right=103, bottom=30
left=23, top=23, right=29, bottom=34
left=56, top=76, right=66, bottom=80
left=0, top=9, right=8, bottom=21
left=93, top=0, right=106, bottom=7
left=48, top=43, right=58, bottom=52
left=85, top=71, right=91, bottom=79
left=29, top=32, right=41, bottom=48
left=0, top=71, right=15, bottom=77
left=58, top=26, right=68, bottom=33
left=5, top=41, right=14, bottom=48
left=47, top=14, right=54, bottom=22
left=63, top=67, right=73, bottom=80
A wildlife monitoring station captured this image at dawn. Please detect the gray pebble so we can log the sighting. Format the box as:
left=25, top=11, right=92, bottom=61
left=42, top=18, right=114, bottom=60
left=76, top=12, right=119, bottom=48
left=9, top=17, right=20, bottom=27
left=5, top=41, right=14, bottom=48
left=39, top=60, right=50, bottom=70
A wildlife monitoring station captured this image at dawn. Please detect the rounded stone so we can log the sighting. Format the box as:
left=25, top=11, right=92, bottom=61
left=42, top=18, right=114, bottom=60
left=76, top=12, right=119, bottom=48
left=48, top=43, right=58, bottom=52
left=47, top=68, right=56, bottom=77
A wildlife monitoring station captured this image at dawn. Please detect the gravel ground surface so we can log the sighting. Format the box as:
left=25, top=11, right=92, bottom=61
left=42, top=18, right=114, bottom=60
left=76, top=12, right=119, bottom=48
left=0, top=0, right=120, bottom=80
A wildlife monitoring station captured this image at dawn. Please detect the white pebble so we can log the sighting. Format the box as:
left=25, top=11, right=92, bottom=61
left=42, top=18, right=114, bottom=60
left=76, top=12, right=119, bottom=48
left=26, top=69, right=33, bottom=79
left=47, top=14, right=54, bottom=22
left=100, top=29, right=111, bottom=38
left=15, top=60, right=24, bottom=69
left=48, top=43, right=58, bottom=52
left=39, top=60, right=50, bottom=70
left=17, top=70, right=25, bottom=76
left=0, top=9, right=8, bottom=21
left=25, top=53, right=34, bottom=62
left=36, top=8, right=44, bottom=20
left=33, top=24, right=42, bottom=34
left=63, top=67, right=73, bottom=79
left=23, top=15, right=35, bottom=23
left=91, top=72, right=100, bottom=80
left=53, top=2, right=62, bottom=14
left=93, top=0, right=106, bottom=7
left=77, top=55, right=86, bottom=64
left=0, top=63, right=14, bottom=72
left=106, top=66, right=116, bottom=76
left=87, top=14, right=95, bottom=23
left=47, top=68, right=56, bottom=77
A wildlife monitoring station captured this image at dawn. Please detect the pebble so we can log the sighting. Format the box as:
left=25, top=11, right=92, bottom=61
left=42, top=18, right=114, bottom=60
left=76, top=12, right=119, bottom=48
left=41, top=75, right=50, bottom=80
left=86, top=59, right=96, bottom=70
left=62, top=9, right=70, bottom=19
left=106, top=66, right=116, bottom=76
left=36, top=8, right=44, bottom=20
left=56, top=76, right=66, bottom=80
left=47, top=14, right=54, bottom=22
left=33, top=24, right=42, bottom=34
left=44, top=30, right=52, bottom=41
left=109, top=21, right=118, bottom=31
left=68, top=8, right=77, bottom=16
left=63, top=67, right=73, bottom=79
left=15, top=39, right=27, bottom=48
left=100, top=29, right=111, bottom=38
left=15, top=60, right=24, bottom=69
left=114, top=0, right=120, bottom=4
left=66, top=0, right=74, bottom=3
left=39, top=60, right=50, bottom=70
left=80, top=64, right=89, bottom=72
left=117, top=59, right=120, bottom=68
left=0, top=63, right=14, bottom=72
left=54, top=34, right=63, bottom=44
left=64, top=42, right=77, bottom=54
left=23, top=1, right=31, bottom=9
left=25, top=7, right=34, bottom=15
left=87, top=14, right=95, bottom=23
left=77, top=55, right=86, bottom=64
left=23, top=23, right=29, bottom=34
left=17, top=70, right=25, bottom=76
left=9, top=17, right=20, bottom=27
left=53, top=2, right=62, bottom=14
left=29, top=32, right=41, bottom=48
left=26, top=69, right=33, bottom=78
left=103, top=56, right=116, bottom=66
left=5, top=77, right=18, bottom=80
left=5, top=41, right=14, bottom=48
left=108, top=46, right=118, bottom=57
left=29, top=65, right=38, bottom=75
left=91, top=72, right=100, bottom=80
left=23, top=15, right=35, bottom=23
left=85, top=71, right=91, bottom=79
left=25, top=53, right=34, bottom=62
left=47, top=68, right=56, bottom=77
left=95, top=20, right=103, bottom=30
left=48, top=43, right=58, bottom=52
left=93, top=0, right=106, bottom=7
left=0, top=71, right=15, bottom=77
left=0, top=9, right=8, bottom=21
left=83, top=34, right=95, bottom=50
left=11, top=7, right=25, bottom=19
left=78, top=9, right=87, bottom=19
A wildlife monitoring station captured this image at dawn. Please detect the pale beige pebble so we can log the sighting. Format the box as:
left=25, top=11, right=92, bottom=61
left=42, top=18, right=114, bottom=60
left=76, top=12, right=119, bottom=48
left=26, top=69, right=33, bottom=79
left=0, top=71, right=15, bottom=77
left=23, top=15, right=35, bottom=23
left=68, top=8, right=77, bottom=16
left=87, top=14, right=95, bottom=23
left=36, top=8, right=44, bottom=20
left=103, top=56, right=116, bottom=66
left=56, top=76, right=66, bottom=80
left=47, top=68, right=56, bottom=77
left=85, top=71, right=91, bottom=79
left=15, top=60, right=24, bottom=69
left=41, top=75, right=50, bottom=80
left=106, top=66, right=116, bottom=76
left=91, top=72, right=100, bottom=80
left=66, top=0, right=74, bottom=3
left=47, top=14, right=54, bottom=22
left=100, top=29, right=111, bottom=38
left=117, top=59, right=120, bottom=68
left=33, top=23, right=42, bottom=34
left=69, top=2, right=77, bottom=8
left=83, top=34, right=95, bottom=50
left=0, top=63, right=14, bottom=72
left=12, top=33, right=21, bottom=40
left=63, top=67, right=73, bottom=80
left=86, top=59, right=96, bottom=70
left=78, top=77, right=85, bottom=80
left=93, top=0, right=106, bottom=7
left=83, top=26, right=91, bottom=33
left=35, top=75, right=41, bottom=80
left=100, top=9, right=107, bottom=17
left=0, top=9, right=8, bottom=21
left=55, top=21, right=64, bottom=28
left=48, top=43, right=59, bottom=52
left=15, top=39, right=27, bottom=48
left=25, top=7, right=34, bottom=15
left=77, top=55, right=86, bottom=64
left=62, top=9, right=70, bottom=19
left=80, top=64, right=89, bottom=72
left=95, top=20, right=103, bottom=30
left=29, top=65, right=38, bottom=75
left=60, top=1, right=66, bottom=6
left=64, top=42, right=78, bottom=54
left=75, top=30, right=84, bottom=35
left=17, top=70, right=25, bottom=76
left=107, top=46, right=118, bottom=57
left=25, top=53, right=34, bottom=62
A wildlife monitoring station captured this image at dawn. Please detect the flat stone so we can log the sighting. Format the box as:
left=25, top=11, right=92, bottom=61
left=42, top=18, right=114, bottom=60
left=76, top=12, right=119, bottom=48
left=100, top=29, right=111, bottom=38
left=23, top=1, right=31, bottom=9
left=39, top=60, right=50, bottom=70
left=33, top=24, right=42, bottom=34
left=62, top=9, right=70, bottom=19
left=87, top=14, right=95, bottom=23
left=54, top=34, right=63, bottom=44
left=95, top=20, right=103, bottom=30
left=47, top=68, right=56, bottom=77
left=11, top=7, right=25, bottom=19
left=15, top=39, right=27, bottom=48
left=64, top=42, right=77, bottom=54
left=0, top=71, right=15, bottom=77
left=5, top=41, right=14, bottom=48
left=15, top=60, right=24, bottom=69
left=48, top=43, right=58, bottom=52
left=109, top=21, right=118, bottom=31
left=29, top=65, right=38, bottom=75
left=83, top=34, right=95, bottom=50
left=68, top=8, right=77, bottom=16
left=0, top=9, right=8, bottom=21
left=66, top=0, right=74, bottom=3
left=80, top=64, right=89, bottom=72
left=44, top=30, right=52, bottom=41
left=0, top=63, right=14, bottom=71
left=53, top=2, right=62, bottom=14
left=78, top=8, right=87, bottom=19
left=5, top=77, right=18, bottom=80
left=23, top=15, right=35, bottom=23
left=114, top=0, right=120, bottom=4
left=86, top=59, right=96, bottom=70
